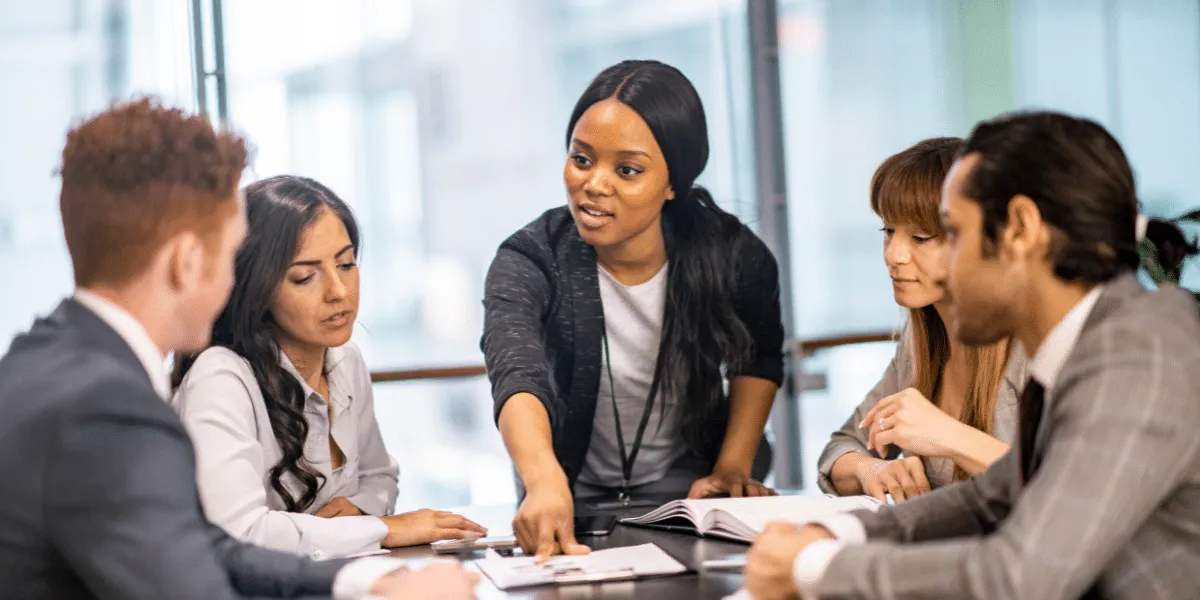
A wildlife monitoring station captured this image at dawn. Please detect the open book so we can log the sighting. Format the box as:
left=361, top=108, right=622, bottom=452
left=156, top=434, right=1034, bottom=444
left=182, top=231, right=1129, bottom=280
left=620, top=494, right=883, bottom=543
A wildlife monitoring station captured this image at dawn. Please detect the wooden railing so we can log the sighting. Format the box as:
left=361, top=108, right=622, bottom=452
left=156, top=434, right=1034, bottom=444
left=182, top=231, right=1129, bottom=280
left=368, top=329, right=895, bottom=383
left=795, top=330, right=894, bottom=355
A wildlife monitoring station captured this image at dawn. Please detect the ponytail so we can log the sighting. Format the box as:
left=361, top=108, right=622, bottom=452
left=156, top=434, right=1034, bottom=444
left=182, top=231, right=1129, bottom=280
left=1138, top=211, right=1200, bottom=285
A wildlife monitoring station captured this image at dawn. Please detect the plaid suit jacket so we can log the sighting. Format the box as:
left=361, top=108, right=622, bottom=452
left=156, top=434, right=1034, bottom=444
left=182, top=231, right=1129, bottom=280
left=814, top=273, right=1200, bottom=599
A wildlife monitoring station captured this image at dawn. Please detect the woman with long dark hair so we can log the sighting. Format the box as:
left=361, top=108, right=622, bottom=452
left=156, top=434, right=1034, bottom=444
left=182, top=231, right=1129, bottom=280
left=172, top=175, right=485, bottom=558
left=817, top=138, right=1026, bottom=502
left=482, top=60, right=785, bottom=558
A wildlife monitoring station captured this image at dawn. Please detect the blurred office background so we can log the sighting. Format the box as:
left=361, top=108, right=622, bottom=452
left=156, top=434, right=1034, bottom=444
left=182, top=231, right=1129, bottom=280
left=3, top=0, right=1198, bottom=509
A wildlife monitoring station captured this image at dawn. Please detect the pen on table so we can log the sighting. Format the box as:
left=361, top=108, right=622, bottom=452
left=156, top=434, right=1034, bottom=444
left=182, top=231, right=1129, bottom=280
left=701, top=556, right=746, bottom=571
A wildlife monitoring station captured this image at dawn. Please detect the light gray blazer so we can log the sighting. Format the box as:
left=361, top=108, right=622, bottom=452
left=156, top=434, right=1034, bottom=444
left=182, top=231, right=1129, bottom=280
left=817, top=274, right=1200, bottom=599
left=817, top=320, right=1027, bottom=493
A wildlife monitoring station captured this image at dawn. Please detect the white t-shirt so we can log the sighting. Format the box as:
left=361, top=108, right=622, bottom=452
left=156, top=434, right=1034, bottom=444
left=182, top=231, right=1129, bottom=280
left=576, top=263, right=686, bottom=488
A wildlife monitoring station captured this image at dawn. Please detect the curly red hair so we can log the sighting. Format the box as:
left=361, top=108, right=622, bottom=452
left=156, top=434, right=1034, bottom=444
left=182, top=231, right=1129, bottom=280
left=59, top=97, right=248, bottom=286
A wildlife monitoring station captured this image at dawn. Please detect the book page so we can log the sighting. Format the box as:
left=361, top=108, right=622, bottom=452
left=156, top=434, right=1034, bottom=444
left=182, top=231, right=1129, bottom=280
left=620, top=499, right=709, bottom=527
left=705, top=494, right=882, bottom=534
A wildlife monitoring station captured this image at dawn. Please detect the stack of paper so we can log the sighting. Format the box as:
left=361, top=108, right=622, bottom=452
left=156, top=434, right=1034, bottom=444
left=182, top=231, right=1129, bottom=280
left=476, top=543, right=687, bottom=589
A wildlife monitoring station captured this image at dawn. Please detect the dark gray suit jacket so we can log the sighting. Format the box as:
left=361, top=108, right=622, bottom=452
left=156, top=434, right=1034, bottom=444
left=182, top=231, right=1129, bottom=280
left=0, top=299, right=347, bottom=600
left=815, top=274, right=1200, bottom=599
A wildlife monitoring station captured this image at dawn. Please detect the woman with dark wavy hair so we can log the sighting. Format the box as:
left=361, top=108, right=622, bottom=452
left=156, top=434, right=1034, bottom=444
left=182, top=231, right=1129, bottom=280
left=482, top=60, right=785, bottom=558
left=171, top=175, right=485, bottom=558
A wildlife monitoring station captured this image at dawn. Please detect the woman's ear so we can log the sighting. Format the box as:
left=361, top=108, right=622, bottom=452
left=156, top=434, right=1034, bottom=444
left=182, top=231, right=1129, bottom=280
left=666, top=186, right=676, bottom=201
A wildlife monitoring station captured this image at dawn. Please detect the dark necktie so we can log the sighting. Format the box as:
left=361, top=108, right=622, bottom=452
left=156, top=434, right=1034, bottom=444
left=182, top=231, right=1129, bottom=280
left=1019, top=378, right=1103, bottom=599
left=1018, top=379, right=1046, bottom=484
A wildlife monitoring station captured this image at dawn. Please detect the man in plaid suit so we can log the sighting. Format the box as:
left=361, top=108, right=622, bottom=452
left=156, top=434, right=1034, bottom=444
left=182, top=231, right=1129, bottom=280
left=743, top=111, right=1200, bottom=600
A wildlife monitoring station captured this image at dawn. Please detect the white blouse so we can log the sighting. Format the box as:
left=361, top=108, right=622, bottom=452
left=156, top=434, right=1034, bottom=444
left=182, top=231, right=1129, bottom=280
left=171, top=341, right=400, bottom=559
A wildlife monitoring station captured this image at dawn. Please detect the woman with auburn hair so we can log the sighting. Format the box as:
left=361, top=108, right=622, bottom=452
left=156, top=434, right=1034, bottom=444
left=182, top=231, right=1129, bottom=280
left=817, top=137, right=1027, bottom=501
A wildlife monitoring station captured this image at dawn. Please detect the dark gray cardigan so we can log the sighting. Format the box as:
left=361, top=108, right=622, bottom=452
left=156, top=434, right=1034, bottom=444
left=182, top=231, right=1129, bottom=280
left=481, top=206, right=785, bottom=487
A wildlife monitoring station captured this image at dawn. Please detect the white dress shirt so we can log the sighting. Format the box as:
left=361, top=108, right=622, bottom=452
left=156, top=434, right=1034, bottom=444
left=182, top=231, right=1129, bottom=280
left=171, top=342, right=401, bottom=559
left=786, top=285, right=1106, bottom=599
left=71, top=290, right=408, bottom=599
left=73, top=289, right=171, bottom=398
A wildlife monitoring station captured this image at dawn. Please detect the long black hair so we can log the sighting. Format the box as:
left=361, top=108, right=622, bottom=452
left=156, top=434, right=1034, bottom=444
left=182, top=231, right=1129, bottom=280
left=566, top=60, right=754, bottom=453
left=172, top=175, right=360, bottom=512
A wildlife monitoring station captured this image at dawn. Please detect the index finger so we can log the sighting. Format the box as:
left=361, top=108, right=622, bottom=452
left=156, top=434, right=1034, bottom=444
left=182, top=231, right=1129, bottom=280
left=534, top=518, right=560, bottom=563
left=729, top=479, right=745, bottom=498
left=860, top=395, right=899, bottom=428
left=905, top=459, right=932, bottom=495
left=438, top=513, right=489, bottom=536
left=863, top=477, right=887, bottom=503
left=747, top=481, right=772, bottom=497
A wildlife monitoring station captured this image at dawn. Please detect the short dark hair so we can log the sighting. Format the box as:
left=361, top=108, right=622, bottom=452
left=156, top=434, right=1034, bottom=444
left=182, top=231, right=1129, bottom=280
left=961, top=111, right=1138, bottom=283
left=60, top=97, right=248, bottom=287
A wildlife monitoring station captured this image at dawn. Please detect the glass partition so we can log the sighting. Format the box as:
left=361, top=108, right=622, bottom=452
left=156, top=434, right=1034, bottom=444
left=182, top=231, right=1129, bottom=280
left=0, top=0, right=194, bottom=347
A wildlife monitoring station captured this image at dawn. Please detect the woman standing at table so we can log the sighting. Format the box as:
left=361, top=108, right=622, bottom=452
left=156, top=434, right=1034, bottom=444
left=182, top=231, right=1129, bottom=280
left=817, top=137, right=1026, bottom=502
left=172, top=175, right=486, bottom=559
left=482, top=60, right=785, bottom=558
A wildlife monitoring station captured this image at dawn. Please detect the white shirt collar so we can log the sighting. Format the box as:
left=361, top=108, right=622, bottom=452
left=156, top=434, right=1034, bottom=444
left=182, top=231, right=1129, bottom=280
left=72, top=289, right=171, bottom=399
left=1027, top=285, right=1105, bottom=391
left=279, top=345, right=352, bottom=411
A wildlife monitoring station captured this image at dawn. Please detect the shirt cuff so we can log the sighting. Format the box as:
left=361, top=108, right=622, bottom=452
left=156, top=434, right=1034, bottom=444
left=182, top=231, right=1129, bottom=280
left=333, top=556, right=408, bottom=600
left=308, top=516, right=389, bottom=561
left=792, top=539, right=845, bottom=600
left=807, top=513, right=867, bottom=545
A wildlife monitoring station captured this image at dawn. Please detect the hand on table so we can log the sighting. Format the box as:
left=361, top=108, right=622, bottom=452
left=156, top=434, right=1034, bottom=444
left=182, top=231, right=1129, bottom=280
left=854, top=455, right=931, bottom=502
left=743, top=523, right=835, bottom=600
left=687, top=468, right=777, bottom=499
left=512, top=478, right=591, bottom=561
left=371, top=560, right=481, bottom=600
left=380, top=509, right=488, bottom=548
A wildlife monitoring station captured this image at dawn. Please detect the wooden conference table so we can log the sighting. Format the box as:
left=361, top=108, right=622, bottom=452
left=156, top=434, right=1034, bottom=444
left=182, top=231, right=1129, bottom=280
left=386, top=495, right=768, bottom=600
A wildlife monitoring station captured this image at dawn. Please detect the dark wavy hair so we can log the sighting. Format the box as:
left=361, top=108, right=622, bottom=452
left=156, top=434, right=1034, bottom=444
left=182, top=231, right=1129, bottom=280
left=566, top=60, right=754, bottom=453
left=172, top=175, right=360, bottom=512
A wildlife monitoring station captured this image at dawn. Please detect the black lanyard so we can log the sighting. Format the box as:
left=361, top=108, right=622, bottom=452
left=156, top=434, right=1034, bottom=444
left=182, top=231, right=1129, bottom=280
left=601, top=329, right=665, bottom=503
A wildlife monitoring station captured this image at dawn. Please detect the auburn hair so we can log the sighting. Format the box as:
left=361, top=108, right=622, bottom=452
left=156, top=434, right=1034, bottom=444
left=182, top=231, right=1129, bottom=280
left=59, top=97, right=247, bottom=286
left=871, top=137, right=1010, bottom=480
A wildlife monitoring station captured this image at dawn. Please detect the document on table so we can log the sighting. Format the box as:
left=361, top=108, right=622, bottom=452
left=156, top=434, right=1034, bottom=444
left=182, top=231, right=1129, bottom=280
left=476, top=543, right=687, bottom=589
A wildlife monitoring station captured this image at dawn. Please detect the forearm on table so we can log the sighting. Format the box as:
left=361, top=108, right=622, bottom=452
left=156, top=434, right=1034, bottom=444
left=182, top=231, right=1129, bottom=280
left=498, top=393, right=566, bottom=489
left=714, top=376, right=777, bottom=474
left=944, top=424, right=1011, bottom=475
